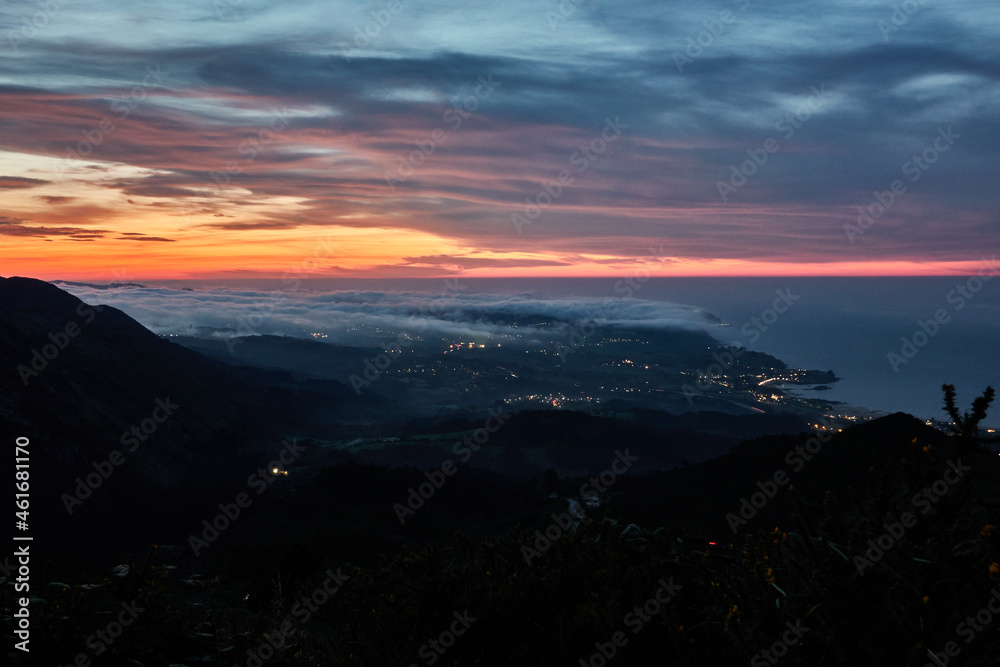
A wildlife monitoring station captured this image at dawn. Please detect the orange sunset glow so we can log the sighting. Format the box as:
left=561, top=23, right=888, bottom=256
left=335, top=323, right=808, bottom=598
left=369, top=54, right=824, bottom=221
left=2, top=9, right=996, bottom=281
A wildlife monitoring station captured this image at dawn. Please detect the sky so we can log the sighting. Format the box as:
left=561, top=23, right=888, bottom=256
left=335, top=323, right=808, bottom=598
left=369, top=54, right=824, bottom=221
left=1, top=0, right=998, bottom=280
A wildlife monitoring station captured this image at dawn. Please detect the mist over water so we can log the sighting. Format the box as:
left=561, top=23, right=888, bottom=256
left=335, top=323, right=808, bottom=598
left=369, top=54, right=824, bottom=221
left=60, top=277, right=1000, bottom=424
left=57, top=281, right=717, bottom=348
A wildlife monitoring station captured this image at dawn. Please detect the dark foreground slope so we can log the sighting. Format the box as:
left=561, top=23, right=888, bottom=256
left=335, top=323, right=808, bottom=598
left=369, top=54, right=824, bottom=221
left=0, top=276, right=365, bottom=554
left=4, top=277, right=1000, bottom=666
left=8, top=401, right=1000, bottom=667
left=203, top=406, right=1000, bottom=667
left=613, top=411, right=982, bottom=537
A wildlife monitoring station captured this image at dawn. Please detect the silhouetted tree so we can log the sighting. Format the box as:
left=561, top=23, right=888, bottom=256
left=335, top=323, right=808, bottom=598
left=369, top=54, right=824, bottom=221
left=942, top=384, right=1000, bottom=449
